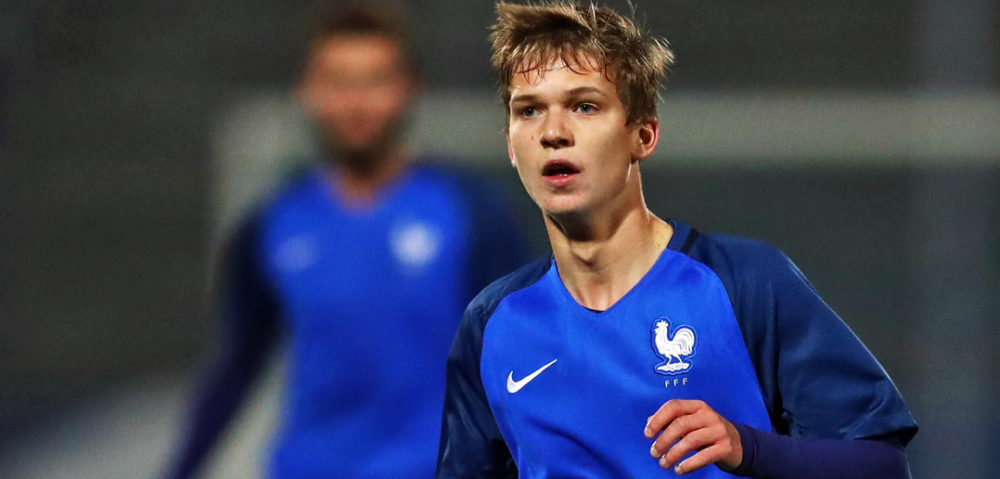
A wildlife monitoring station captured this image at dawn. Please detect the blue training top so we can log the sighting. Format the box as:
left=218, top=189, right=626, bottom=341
left=437, top=219, right=917, bottom=478
left=169, top=161, right=530, bottom=479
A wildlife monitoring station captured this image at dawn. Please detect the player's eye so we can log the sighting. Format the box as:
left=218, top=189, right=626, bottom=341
left=575, top=103, right=597, bottom=114
left=518, top=106, right=539, bottom=118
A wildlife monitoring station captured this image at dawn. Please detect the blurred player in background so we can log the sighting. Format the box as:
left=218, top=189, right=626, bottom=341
left=165, top=3, right=529, bottom=478
left=436, top=2, right=917, bottom=478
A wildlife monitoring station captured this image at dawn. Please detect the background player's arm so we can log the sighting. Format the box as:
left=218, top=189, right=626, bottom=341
left=453, top=169, right=534, bottom=299
left=164, top=215, right=281, bottom=479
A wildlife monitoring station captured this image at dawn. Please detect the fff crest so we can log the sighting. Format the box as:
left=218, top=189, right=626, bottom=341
left=650, top=318, right=696, bottom=375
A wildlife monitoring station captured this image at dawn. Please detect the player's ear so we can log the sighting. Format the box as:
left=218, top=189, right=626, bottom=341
left=631, top=117, right=659, bottom=162
left=506, top=135, right=518, bottom=168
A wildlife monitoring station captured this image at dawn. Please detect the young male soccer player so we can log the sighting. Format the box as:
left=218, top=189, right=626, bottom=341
left=436, top=2, right=917, bottom=478
left=165, top=4, right=528, bottom=479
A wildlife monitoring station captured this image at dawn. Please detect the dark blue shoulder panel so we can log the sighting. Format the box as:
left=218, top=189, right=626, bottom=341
left=682, top=228, right=917, bottom=445
left=436, top=257, right=550, bottom=479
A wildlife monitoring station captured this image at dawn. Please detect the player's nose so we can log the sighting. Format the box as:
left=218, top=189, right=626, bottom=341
left=540, top=111, right=573, bottom=149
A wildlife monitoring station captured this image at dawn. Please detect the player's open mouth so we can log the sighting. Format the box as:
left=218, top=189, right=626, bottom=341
left=542, top=159, right=580, bottom=179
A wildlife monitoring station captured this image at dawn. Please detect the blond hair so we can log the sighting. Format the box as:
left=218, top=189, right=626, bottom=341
left=490, top=1, right=674, bottom=125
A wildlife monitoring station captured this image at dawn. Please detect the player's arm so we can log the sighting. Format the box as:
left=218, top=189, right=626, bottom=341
left=436, top=300, right=517, bottom=479
left=728, top=422, right=909, bottom=478
left=163, top=215, right=281, bottom=479
left=644, top=399, right=910, bottom=478
left=735, top=245, right=918, bottom=447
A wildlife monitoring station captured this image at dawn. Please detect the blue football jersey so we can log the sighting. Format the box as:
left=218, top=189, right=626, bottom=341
left=257, top=163, right=528, bottom=478
left=437, top=220, right=917, bottom=478
left=169, top=160, right=531, bottom=479
left=261, top=164, right=476, bottom=477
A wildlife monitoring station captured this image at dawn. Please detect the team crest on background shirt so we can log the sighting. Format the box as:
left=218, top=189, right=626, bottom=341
left=651, top=318, right=696, bottom=375
left=274, top=234, right=319, bottom=273
left=390, top=220, right=441, bottom=270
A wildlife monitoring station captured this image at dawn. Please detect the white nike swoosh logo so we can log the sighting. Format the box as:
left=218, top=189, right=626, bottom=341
left=506, top=359, right=558, bottom=393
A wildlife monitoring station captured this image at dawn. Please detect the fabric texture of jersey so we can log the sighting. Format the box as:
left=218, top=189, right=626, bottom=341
left=436, top=219, right=917, bottom=478
left=170, top=160, right=529, bottom=479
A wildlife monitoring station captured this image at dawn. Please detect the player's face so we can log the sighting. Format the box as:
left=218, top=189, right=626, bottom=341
left=506, top=58, right=658, bottom=219
left=299, top=35, right=415, bottom=160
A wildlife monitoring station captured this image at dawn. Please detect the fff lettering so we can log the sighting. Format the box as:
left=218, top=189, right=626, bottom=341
left=664, top=377, right=689, bottom=388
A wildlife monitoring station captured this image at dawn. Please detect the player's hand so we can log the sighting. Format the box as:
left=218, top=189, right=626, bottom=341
left=644, top=399, right=742, bottom=475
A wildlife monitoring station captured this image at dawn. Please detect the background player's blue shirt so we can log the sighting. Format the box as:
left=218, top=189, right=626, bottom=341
left=169, top=160, right=530, bottom=479
left=262, top=164, right=476, bottom=477
left=437, top=220, right=917, bottom=478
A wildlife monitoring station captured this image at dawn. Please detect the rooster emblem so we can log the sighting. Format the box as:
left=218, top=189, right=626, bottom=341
left=652, top=319, right=696, bottom=374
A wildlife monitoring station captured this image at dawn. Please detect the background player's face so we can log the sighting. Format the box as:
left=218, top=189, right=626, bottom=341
left=506, top=58, right=656, bottom=219
left=299, top=35, right=415, bottom=163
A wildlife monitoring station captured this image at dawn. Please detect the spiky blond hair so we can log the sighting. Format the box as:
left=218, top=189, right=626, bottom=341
left=490, top=2, right=674, bottom=126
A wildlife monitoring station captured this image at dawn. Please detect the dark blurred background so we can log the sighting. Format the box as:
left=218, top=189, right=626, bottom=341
left=1, top=1, right=998, bottom=477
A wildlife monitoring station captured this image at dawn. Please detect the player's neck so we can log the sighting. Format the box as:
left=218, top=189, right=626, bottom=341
left=327, top=146, right=411, bottom=208
left=547, top=205, right=673, bottom=311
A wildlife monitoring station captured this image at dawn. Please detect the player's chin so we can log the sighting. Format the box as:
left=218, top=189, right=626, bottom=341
left=337, top=131, right=383, bottom=151
left=326, top=131, right=392, bottom=157
left=539, top=196, right=590, bottom=220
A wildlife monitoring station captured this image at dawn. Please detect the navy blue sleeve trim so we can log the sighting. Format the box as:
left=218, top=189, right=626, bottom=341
left=731, top=423, right=911, bottom=478
left=436, top=258, right=550, bottom=479
left=164, top=213, right=281, bottom=479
